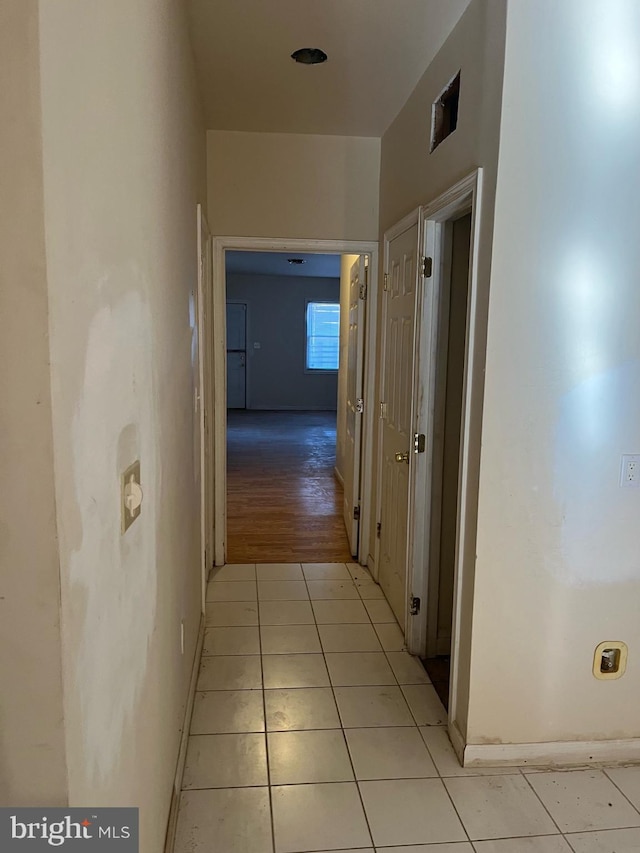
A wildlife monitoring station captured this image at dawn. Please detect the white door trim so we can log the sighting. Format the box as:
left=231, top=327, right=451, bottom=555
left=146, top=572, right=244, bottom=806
left=407, top=169, right=484, bottom=738
left=210, top=236, right=379, bottom=567
left=196, top=204, right=212, bottom=611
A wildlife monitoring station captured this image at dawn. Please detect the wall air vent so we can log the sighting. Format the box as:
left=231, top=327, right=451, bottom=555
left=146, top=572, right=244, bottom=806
left=431, top=71, right=461, bottom=152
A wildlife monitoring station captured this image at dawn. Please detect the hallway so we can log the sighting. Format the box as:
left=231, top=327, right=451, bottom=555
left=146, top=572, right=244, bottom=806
left=227, top=411, right=352, bottom=564
left=173, top=562, right=640, bottom=853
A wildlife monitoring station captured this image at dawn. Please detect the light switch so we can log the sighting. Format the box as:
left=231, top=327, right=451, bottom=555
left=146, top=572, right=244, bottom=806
left=121, top=460, right=142, bottom=533
left=253, top=342, right=261, bottom=349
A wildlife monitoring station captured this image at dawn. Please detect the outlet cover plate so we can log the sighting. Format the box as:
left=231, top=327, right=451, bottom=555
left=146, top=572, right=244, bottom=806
left=620, top=454, right=640, bottom=488
left=121, top=460, right=142, bottom=533
left=593, top=640, right=628, bottom=680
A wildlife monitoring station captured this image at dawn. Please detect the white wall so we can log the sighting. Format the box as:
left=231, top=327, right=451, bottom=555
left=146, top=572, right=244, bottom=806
left=0, top=0, right=67, bottom=805
left=226, top=274, right=340, bottom=410
left=207, top=131, right=380, bottom=241
left=38, top=0, right=206, bottom=847
left=468, top=0, right=640, bottom=746
left=335, top=255, right=361, bottom=480
left=375, top=0, right=507, bottom=735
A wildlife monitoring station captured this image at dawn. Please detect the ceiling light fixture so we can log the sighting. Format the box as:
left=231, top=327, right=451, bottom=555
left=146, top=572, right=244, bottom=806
left=291, top=48, right=328, bottom=66
left=287, top=258, right=306, bottom=265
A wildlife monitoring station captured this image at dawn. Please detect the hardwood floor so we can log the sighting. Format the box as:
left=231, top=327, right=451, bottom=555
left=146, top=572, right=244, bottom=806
left=226, top=410, right=353, bottom=564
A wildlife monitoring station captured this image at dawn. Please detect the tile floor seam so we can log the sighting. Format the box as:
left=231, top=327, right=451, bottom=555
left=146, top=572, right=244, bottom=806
left=520, top=770, right=566, bottom=837
left=563, top=835, right=579, bottom=853
left=470, top=830, right=574, bottom=841
left=256, top=600, right=278, bottom=853
left=437, top=765, right=474, bottom=849
left=311, top=567, right=467, bottom=848
left=602, top=767, right=640, bottom=819
left=190, top=568, right=640, bottom=853
left=304, top=564, right=377, bottom=851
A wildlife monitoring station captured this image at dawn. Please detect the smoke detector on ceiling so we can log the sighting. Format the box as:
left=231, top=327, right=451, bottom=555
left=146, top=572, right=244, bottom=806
left=291, top=48, right=328, bottom=66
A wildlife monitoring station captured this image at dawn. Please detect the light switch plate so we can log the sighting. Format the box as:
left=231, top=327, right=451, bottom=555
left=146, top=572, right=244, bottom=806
left=121, top=460, right=142, bottom=533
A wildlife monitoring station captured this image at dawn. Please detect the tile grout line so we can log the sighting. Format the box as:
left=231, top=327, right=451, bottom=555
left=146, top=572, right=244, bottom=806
left=204, top=568, right=640, bottom=851
left=304, top=562, right=377, bottom=851
left=253, top=565, right=279, bottom=853
left=356, top=557, right=477, bottom=851
left=519, top=768, right=567, bottom=838
left=602, top=767, right=640, bottom=819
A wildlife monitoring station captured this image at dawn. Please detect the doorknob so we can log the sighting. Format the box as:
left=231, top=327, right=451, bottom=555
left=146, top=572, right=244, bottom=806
left=395, top=451, right=410, bottom=464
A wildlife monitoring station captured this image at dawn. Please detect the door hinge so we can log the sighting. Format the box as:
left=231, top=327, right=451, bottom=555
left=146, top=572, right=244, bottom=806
left=422, top=256, right=433, bottom=278
left=379, top=401, right=388, bottom=419
left=376, top=521, right=381, bottom=538
left=359, top=281, right=367, bottom=300
left=383, top=273, right=389, bottom=292
left=413, top=433, right=426, bottom=453
left=409, top=595, right=421, bottom=616
left=356, top=397, right=364, bottom=414
left=353, top=505, right=361, bottom=521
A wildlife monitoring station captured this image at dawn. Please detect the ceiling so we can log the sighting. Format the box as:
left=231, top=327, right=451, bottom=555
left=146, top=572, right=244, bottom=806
left=187, top=0, right=471, bottom=136
left=226, top=251, right=341, bottom=278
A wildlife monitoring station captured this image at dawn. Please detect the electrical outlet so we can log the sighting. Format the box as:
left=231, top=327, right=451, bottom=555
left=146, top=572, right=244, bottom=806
left=620, top=454, right=640, bottom=488
left=121, top=460, right=142, bottom=533
left=593, top=640, right=628, bottom=680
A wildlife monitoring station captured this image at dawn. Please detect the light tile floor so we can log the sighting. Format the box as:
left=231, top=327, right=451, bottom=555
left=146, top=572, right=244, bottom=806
left=174, top=562, right=640, bottom=853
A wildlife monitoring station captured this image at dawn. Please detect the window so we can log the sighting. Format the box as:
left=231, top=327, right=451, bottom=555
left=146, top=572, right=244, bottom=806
left=306, top=302, right=340, bottom=371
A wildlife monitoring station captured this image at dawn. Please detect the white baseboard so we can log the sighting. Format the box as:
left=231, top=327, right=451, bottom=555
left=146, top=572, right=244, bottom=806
left=463, top=737, right=640, bottom=768
left=334, top=466, right=344, bottom=487
left=448, top=721, right=466, bottom=763
left=164, top=613, right=205, bottom=853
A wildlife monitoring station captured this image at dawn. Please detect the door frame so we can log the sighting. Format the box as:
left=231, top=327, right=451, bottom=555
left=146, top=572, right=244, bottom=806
left=209, top=236, right=379, bottom=567
left=343, top=255, right=367, bottom=556
left=225, top=299, right=249, bottom=409
left=407, top=169, right=484, bottom=736
left=196, top=204, right=213, bottom=610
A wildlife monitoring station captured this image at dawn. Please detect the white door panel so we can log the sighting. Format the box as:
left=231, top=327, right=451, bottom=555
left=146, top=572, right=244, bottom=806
left=378, top=223, right=420, bottom=625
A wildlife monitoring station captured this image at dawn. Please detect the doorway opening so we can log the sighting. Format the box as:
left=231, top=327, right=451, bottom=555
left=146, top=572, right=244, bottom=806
left=208, top=239, right=379, bottom=569
left=224, top=250, right=346, bottom=564
left=405, top=170, right=484, bottom=752
left=373, top=171, right=483, bottom=751
left=423, top=211, right=472, bottom=708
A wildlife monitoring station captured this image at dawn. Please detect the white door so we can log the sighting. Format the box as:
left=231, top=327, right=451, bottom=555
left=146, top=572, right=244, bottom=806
left=343, top=256, right=366, bottom=555
left=226, top=303, right=246, bottom=409
left=378, top=220, right=420, bottom=625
